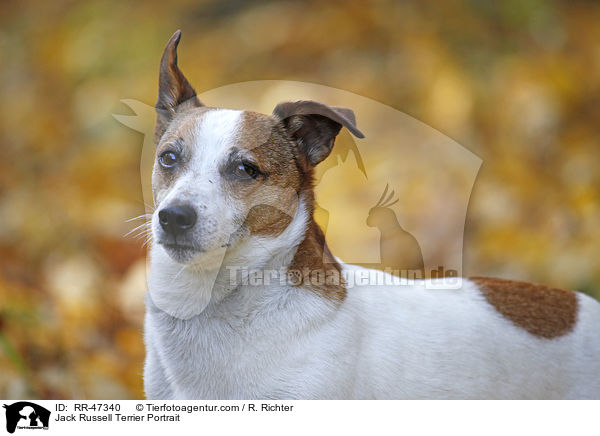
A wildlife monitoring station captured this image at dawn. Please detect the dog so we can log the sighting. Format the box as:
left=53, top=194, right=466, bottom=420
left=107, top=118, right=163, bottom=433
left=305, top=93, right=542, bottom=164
left=143, top=30, right=600, bottom=399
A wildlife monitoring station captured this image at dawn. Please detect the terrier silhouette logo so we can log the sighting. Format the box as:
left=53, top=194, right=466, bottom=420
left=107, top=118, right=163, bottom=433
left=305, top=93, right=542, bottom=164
left=367, top=184, right=424, bottom=274
left=3, top=402, right=50, bottom=434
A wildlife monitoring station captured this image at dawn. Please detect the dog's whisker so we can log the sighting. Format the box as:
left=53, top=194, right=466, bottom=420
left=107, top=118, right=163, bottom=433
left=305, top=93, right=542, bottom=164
left=141, top=236, right=153, bottom=248
left=134, top=232, right=152, bottom=242
left=133, top=228, right=153, bottom=241
left=124, top=222, right=151, bottom=238
left=126, top=214, right=153, bottom=223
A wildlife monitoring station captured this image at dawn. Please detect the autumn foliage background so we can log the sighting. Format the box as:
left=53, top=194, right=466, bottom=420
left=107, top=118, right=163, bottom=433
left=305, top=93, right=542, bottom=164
left=1, top=0, right=600, bottom=399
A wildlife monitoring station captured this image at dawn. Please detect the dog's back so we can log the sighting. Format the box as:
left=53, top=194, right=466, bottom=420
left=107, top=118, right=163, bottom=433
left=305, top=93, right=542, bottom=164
left=338, top=265, right=600, bottom=399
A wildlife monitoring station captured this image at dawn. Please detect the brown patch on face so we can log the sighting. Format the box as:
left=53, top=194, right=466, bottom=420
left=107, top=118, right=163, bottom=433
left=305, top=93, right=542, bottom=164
left=471, top=277, right=578, bottom=339
left=243, top=205, right=294, bottom=236
left=228, top=111, right=304, bottom=237
left=231, top=111, right=346, bottom=301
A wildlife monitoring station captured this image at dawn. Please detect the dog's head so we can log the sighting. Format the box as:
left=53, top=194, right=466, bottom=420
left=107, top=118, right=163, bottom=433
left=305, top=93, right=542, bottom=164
left=151, top=31, right=364, bottom=265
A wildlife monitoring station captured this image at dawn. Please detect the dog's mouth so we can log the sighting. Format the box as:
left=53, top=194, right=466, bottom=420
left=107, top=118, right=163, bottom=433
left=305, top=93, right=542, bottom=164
left=159, top=241, right=203, bottom=252
left=157, top=240, right=206, bottom=262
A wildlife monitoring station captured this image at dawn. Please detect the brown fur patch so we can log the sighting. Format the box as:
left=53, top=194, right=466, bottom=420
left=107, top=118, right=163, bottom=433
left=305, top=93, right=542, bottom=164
left=471, top=277, right=578, bottom=338
left=287, top=151, right=346, bottom=302
left=289, top=220, right=346, bottom=302
left=235, top=113, right=346, bottom=301
left=229, top=111, right=304, bottom=237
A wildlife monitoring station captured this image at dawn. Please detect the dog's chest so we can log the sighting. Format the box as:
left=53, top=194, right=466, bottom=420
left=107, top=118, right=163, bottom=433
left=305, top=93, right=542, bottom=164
left=149, top=288, right=349, bottom=399
left=157, top=317, right=287, bottom=398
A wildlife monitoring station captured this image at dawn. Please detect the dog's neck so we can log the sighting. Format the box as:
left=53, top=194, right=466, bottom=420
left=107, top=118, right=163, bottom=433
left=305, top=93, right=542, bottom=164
left=148, top=194, right=345, bottom=320
left=288, top=218, right=346, bottom=301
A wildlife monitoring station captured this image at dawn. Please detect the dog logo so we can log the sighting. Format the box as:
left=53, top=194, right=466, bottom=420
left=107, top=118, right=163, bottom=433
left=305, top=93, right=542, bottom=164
left=2, top=402, right=50, bottom=434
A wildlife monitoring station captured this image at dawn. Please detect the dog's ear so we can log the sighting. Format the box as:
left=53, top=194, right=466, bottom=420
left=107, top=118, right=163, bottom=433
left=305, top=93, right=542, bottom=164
left=272, top=100, right=364, bottom=166
left=155, top=30, right=203, bottom=143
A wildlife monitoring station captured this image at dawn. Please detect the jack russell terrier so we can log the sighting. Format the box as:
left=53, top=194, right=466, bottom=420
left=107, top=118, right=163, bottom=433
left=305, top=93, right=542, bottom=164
left=144, top=31, right=600, bottom=399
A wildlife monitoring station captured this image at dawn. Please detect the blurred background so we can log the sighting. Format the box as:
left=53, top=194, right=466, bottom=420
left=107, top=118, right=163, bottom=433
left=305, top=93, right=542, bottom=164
left=1, top=0, right=599, bottom=399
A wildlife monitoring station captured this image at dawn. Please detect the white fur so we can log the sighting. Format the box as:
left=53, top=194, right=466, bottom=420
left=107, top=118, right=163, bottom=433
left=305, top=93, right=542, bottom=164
left=152, top=109, right=244, bottom=257
left=150, top=109, right=245, bottom=318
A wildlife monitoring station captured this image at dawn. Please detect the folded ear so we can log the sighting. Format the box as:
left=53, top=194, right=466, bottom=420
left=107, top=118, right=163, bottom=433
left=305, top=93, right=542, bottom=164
left=272, top=100, right=364, bottom=167
left=155, top=30, right=203, bottom=143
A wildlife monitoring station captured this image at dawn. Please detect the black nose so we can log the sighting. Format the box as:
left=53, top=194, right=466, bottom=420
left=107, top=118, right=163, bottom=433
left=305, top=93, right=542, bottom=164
left=158, top=205, right=197, bottom=236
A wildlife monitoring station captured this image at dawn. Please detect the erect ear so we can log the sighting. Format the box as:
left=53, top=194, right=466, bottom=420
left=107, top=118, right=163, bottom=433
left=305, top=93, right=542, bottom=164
left=155, top=30, right=203, bottom=143
left=272, top=100, right=364, bottom=166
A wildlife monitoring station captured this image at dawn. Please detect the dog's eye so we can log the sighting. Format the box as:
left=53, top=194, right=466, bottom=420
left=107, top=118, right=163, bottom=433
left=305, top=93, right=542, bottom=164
left=159, top=151, right=178, bottom=168
left=234, top=161, right=259, bottom=179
